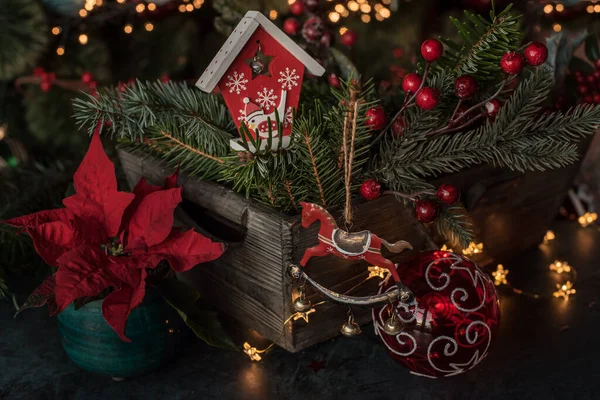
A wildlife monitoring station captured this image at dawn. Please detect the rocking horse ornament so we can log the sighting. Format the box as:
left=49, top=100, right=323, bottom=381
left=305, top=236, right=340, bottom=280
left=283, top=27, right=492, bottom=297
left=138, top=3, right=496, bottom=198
left=297, top=202, right=416, bottom=305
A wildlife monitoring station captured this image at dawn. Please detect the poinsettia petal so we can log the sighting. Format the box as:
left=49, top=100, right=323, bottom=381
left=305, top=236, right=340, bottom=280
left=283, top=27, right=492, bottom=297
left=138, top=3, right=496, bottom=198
left=4, top=208, right=73, bottom=230
left=14, top=274, right=59, bottom=317
left=54, top=245, right=117, bottom=312
left=119, top=178, right=162, bottom=235
left=163, top=166, right=180, bottom=189
left=29, top=221, right=75, bottom=266
left=148, top=229, right=226, bottom=272
left=126, top=187, right=182, bottom=250
left=63, top=191, right=134, bottom=238
left=101, top=269, right=147, bottom=342
left=65, top=130, right=134, bottom=237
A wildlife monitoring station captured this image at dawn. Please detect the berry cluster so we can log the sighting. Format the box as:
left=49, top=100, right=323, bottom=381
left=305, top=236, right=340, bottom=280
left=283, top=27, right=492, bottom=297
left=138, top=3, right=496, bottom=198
left=358, top=179, right=462, bottom=224
left=80, top=72, right=98, bottom=96
left=33, top=68, right=56, bottom=93
left=500, top=41, right=548, bottom=75
left=574, top=62, right=600, bottom=105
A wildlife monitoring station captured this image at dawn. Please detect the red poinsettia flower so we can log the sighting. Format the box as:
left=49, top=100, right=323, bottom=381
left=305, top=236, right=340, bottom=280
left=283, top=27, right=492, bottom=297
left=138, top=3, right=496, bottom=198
left=3, top=130, right=226, bottom=342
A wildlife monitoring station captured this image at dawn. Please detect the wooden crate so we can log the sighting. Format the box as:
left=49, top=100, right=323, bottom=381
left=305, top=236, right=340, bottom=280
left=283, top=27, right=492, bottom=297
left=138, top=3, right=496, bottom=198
left=118, top=147, right=584, bottom=352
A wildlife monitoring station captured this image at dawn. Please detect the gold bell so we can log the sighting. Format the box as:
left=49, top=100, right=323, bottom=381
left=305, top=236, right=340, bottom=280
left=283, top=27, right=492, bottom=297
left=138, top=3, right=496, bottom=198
left=293, top=296, right=313, bottom=313
left=340, top=310, right=362, bottom=337
left=382, top=312, right=403, bottom=336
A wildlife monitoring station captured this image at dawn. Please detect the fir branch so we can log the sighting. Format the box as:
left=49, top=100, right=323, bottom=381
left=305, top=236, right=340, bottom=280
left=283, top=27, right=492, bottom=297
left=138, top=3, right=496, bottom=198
left=435, top=205, right=474, bottom=248
left=302, top=128, right=328, bottom=207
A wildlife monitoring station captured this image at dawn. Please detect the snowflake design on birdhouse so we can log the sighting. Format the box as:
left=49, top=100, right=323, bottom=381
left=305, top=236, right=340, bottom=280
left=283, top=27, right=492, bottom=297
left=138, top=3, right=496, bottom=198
left=225, top=71, right=248, bottom=94
left=284, top=106, right=294, bottom=127
left=237, top=109, right=246, bottom=122
left=278, top=67, right=300, bottom=90
left=256, top=87, right=278, bottom=110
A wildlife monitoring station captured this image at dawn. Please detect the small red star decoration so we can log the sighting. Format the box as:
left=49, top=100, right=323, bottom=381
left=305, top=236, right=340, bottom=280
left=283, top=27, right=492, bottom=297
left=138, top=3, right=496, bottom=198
left=307, top=359, right=327, bottom=373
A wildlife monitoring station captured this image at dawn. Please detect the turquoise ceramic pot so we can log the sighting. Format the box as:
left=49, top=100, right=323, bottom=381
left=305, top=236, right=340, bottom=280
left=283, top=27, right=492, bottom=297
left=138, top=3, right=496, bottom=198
left=57, top=289, right=176, bottom=378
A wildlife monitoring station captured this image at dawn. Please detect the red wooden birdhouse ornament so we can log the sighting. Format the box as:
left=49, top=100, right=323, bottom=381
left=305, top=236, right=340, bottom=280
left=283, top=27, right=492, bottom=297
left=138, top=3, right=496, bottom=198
left=196, top=11, right=325, bottom=152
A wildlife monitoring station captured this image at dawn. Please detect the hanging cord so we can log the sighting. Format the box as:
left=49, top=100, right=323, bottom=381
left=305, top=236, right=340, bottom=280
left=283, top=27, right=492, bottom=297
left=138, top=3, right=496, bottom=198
left=343, top=84, right=360, bottom=225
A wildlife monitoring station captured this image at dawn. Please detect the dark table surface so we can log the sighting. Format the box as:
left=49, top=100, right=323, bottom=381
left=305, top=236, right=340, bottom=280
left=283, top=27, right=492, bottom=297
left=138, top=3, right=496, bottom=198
left=1, top=220, right=599, bottom=400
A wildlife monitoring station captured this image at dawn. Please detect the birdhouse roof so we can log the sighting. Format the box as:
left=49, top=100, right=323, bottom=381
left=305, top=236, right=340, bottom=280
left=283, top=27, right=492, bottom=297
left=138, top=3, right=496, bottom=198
left=196, top=11, right=326, bottom=93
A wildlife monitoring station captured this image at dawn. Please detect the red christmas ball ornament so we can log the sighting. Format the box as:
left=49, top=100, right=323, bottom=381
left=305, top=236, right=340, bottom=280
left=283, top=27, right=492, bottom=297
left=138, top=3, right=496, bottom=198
left=373, top=251, right=500, bottom=378
left=421, top=39, right=443, bottom=62
left=81, top=72, right=94, bottom=84
left=290, top=1, right=304, bottom=16
left=454, top=75, right=478, bottom=100
left=523, top=42, right=548, bottom=66
left=414, top=198, right=438, bottom=223
left=484, top=99, right=501, bottom=118
left=302, top=17, right=325, bottom=43
left=328, top=73, right=340, bottom=87
left=341, top=30, right=358, bottom=47
left=415, top=87, right=439, bottom=110
left=402, top=73, right=422, bottom=94
left=392, top=118, right=405, bottom=138
left=500, top=52, right=525, bottom=75
left=283, top=18, right=301, bottom=35
left=437, top=184, right=461, bottom=205
left=360, top=179, right=381, bottom=201
left=365, top=106, right=387, bottom=131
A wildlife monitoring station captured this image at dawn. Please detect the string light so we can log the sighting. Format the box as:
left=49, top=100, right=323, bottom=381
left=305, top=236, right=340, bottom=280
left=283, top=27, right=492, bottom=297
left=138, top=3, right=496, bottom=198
left=243, top=343, right=262, bottom=361
left=553, top=24, right=562, bottom=32
left=367, top=266, right=389, bottom=280
left=440, top=244, right=454, bottom=252
left=553, top=281, right=576, bottom=301
left=329, top=12, right=340, bottom=23
left=293, top=308, right=316, bottom=323
left=587, top=5, right=594, bottom=13
left=185, top=4, right=193, bottom=11
left=543, top=230, right=556, bottom=244
left=193, top=0, right=203, bottom=8
left=117, top=0, right=125, bottom=3
left=78, top=34, right=88, bottom=45
left=348, top=1, right=359, bottom=11
left=124, top=24, right=133, bottom=34
left=0, top=125, right=6, bottom=141
left=51, top=27, right=61, bottom=35
left=339, top=26, right=348, bottom=35
left=361, top=14, right=371, bottom=23
left=136, top=3, right=145, bottom=13
left=178, top=4, right=186, bottom=12
left=148, top=2, right=156, bottom=11
left=555, top=4, right=564, bottom=12
left=269, top=10, right=278, bottom=20
left=543, top=4, right=554, bottom=13
left=492, top=265, right=509, bottom=286
left=578, top=212, right=597, bottom=227
left=145, top=22, right=154, bottom=32
left=335, top=4, right=346, bottom=13
left=462, top=242, right=484, bottom=256
left=360, top=3, right=371, bottom=13
left=56, top=46, right=65, bottom=56
left=79, top=9, right=88, bottom=17
left=595, top=5, right=600, bottom=12
left=549, top=260, right=571, bottom=274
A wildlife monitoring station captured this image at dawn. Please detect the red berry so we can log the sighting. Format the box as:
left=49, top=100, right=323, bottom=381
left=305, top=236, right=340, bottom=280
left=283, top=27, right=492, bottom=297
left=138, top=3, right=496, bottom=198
left=500, top=52, right=525, bottom=75
left=588, top=75, right=596, bottom=84
left=360, top=180, right=381, bottom=201
left=584, top=95, right=594, bottom=103
left=484, top=99, right=501, bottom=118
left=341, top=30, right=358, bottom=47
left=578, top=84, right=590, bottom=95
left=421, top=39, right=443, bottom=62
left=595, top=59, right=600, bottom=70
left=594, top=71, right=600, bottom=80
left=290, top=1, right=304, bottom=15
left=365, top=106, right=387, bottom=131
left=523, top=42, right=548, bottom=66
left=415, top=87, right=439, bottom=110
left=454, top=75, right=478, bottom=99
left=40, top=81, right=52, bottom=92
left=414, top=199, right=439, bottom=223
left=46, top=72, right=56, bottom=82
left=328, top=73, right=340, bottom=87
left=283, top=18, right=301, bottom=35
left=392, top=118, right=405, bottom=138
left=576, top=75, right=585, bottom=83
left=402, top=73, right=422, bottom=94
left=594, top=93, right=600, bottom=104
left=392, top=47, right=405, bottom=59
left=574, top=70, right=583, bottom=77
left=87, top=80, right=97, bottom=89
left=81, top=72, right=94, bottom=84
left=160, top=74, right=170, bottom=82
left=437, top=184, right=461, bottom=205
left=33, top=67, right=45, bottom=77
